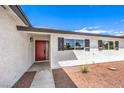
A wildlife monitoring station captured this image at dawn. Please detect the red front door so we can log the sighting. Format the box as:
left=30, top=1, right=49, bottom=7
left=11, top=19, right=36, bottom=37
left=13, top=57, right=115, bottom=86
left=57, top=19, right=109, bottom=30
left=35, top=40, right=46, bottom=61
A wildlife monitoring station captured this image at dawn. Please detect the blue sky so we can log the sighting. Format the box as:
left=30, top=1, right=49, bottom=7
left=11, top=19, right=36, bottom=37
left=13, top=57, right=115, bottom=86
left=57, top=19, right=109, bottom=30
left=21, top=5, right=124, bottom=35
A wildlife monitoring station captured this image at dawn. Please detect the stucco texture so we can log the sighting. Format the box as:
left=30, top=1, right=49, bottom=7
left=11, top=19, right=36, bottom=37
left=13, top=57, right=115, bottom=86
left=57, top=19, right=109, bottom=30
left=50, top=33, right=124, bottom=69
left=0, top=7, right=33, bottom=87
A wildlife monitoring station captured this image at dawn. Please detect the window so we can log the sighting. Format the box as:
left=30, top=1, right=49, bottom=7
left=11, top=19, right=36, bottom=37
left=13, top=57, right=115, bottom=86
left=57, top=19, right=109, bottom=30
left=103, top=41, right=109, bottom=50
left=98, top=40, right=119, bottom=50
left=64, top=39, right=85, bottom=50
left=109, top=41, right=114, bottom=49
left=75, top=40, right=84, bottom=50
left=64, top=39, right=75, bottom=50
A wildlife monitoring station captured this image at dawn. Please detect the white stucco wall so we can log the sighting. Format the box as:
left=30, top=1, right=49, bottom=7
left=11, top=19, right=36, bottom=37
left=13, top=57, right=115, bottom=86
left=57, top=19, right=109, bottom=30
left=22, top=28, right=124, bottom=69
left=50, top=33, right=124, bottom=69
left=2, top=5, right=124, bottom=87
left=0, top=7, right=34, bottom=87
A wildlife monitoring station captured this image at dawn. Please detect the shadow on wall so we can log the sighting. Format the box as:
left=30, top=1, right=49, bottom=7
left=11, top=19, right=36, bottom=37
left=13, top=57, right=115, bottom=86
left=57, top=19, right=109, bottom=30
left=58, top=50, right=78, bottom=61
left=56, top=50, right=85, bottom=68
left=52, top=68, right=77, bottom=88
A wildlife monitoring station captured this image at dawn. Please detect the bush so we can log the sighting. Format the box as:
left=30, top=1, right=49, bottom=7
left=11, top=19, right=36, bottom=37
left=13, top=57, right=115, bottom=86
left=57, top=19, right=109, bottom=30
left=81, top=64, right=88, bottom=73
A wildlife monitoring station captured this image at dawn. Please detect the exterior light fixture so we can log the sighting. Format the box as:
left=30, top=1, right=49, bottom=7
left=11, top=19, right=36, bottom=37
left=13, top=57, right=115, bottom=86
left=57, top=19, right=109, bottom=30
left=30, top=36, right=33, bottom=42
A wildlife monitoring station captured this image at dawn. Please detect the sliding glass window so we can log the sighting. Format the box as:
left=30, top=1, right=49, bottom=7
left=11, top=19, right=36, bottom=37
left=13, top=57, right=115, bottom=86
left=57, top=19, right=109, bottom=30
left=103, top=41, right=109, bottom=50
left=64, top=39, right=75, bottom=50
left=75, top=40, right=84, bottom=50
left=64, top=39, right=84, bottom=50
left=102, top=41, right=115, bottom=50
left=109, top=41, right=114, bottom=50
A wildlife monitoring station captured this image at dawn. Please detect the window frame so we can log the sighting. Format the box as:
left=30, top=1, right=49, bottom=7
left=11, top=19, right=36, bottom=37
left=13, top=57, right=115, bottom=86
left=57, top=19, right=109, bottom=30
left=103, top=41, right=109, bottom=50
left=63, top=39, right=87, bottom=50
left=74, top=39, right=85, bottom=50
left=98, top=40, right=119, bottom=51
left=64, top=39, right=75, bottom=50
left=109, top=41, right=114, bottom=50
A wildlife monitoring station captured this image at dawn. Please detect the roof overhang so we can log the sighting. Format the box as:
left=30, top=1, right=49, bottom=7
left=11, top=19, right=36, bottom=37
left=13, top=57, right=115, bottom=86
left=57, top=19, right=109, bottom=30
left=9, top=5, right=32, bottom=27
left=8, top=5, right=124, bottom=39
left=17, top=26, right=124, bottom=39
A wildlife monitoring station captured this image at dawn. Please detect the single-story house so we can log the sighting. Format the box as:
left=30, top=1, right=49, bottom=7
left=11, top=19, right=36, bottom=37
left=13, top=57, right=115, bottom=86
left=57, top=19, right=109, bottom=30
left=0, top=5, right=124, bottom=87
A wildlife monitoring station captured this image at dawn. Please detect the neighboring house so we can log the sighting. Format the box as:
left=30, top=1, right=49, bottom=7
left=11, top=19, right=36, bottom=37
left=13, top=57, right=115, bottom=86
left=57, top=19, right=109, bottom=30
left=0, top=5, right=124, bottom=87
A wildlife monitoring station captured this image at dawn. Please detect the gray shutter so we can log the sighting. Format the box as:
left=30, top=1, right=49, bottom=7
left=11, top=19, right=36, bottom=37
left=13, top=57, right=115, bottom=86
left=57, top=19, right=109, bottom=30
left=85, top=39, right=90, bottom=51
left=115, top=41, right=119, bottom=50
left=98, top=40, right=103, bottom=51
left=58, top=37, right=64, bottom=51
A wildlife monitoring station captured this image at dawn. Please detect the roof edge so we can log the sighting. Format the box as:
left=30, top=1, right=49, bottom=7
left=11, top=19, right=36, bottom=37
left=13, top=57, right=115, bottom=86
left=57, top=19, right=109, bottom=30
left=9, top=5, right=32, bottom=26
left=17, top=26, right=124, bottom=39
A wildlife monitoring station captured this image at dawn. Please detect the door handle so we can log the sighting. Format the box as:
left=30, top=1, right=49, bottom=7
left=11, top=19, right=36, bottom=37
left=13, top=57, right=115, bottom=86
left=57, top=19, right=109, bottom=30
left=44, top=50, right=46, bottom=54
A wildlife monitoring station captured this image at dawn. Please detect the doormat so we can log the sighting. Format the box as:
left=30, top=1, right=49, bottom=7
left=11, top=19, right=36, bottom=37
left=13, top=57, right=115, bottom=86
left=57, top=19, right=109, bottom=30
left=12, top=71, right=36, bottom=88
left=52, top=69, right=77, bottom=88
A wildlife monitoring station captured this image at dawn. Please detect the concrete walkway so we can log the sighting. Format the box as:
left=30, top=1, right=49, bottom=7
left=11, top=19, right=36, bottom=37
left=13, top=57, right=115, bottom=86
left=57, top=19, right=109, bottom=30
left=28, top=62, right=55, bottom=88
